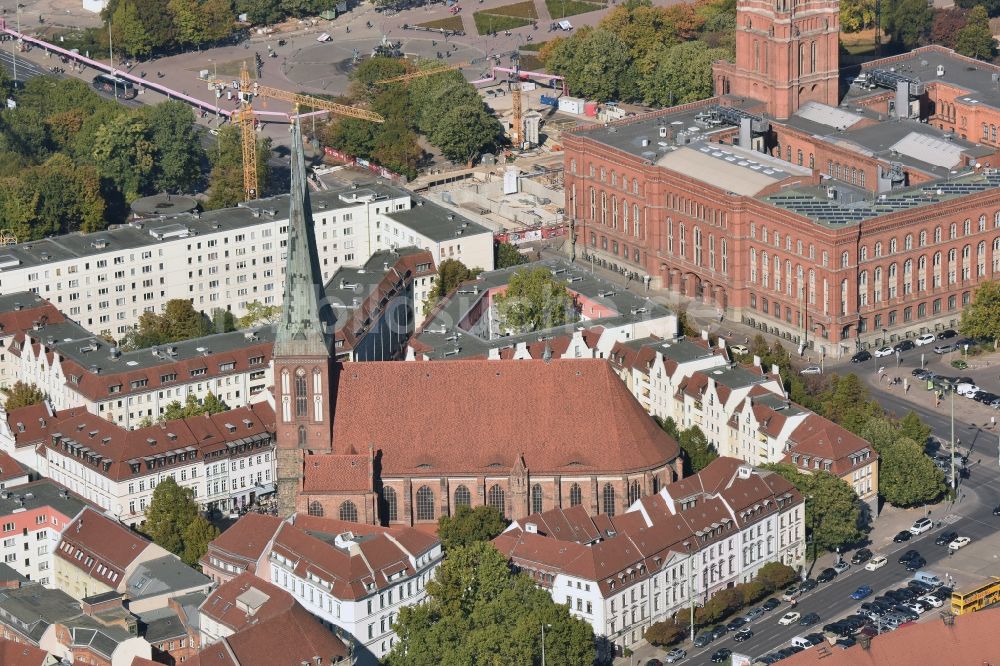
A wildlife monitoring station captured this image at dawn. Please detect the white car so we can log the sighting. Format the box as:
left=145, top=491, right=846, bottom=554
left=956, top=383, right=980, bottom=397
left=316, top=32, right=331, bottom=42
left=903, top=601, right=928, bottom=615
left=730, top=344, right=749, bottom=356
left=919, top=594, right=943, bottom=608
left=915, top=333, right=936, bottom=346
left=865, top=556, right=888, bottom=571
left=949, top=536, right=972, bottom=550
left=800, top=365, right=822, bottom=375
left=910, top=517, right=933, bottom=535
left=874, top=346, right=894, bottom=358
left=778, top=612, right=801, bottom=626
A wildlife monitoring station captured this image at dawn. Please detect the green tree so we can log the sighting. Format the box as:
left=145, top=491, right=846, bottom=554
left=957, top=6, right=997, bottom=60
left=111, top=0, right=156, bottom=58
left=386, top=541, right=595, bottom=666
left=645, top=619, right=685, bottom=647
left=235, top=0, right=282, bottom=24
left=656, top=415, right=680, bottom=440
left=957, top=0, right=1000, bottom=16
left=635, top=41, right=730, bottom=106
left=210, top=308, right=238, bottom=335
left=430, top=104, right=500, bottom=165
left=756, top=562, right=798, bottom=591
left=494, top=267, right=576, bottom=333
left=961, top=281, right=1000, bottom=344
left=0, top=381, right=47, bottom=410
left=422, top=259, right=483, bottom=316
left=495, top=241, right=527, bottom=269
left=159, top=392, right=229, bottom=422
left=545, top=28, right=637, bottom=102
left=92, top=114, right=156, bottom=202
left=167, top=0, right=206, bottom=45
left=371, top=118, right=422, bottom=180
left=677, top=425, right=718, bottom=474
left=437, top=505, right=509, bottom=550
left=205, top=125, right=272, bottom=209
left=887, top=0, right=932, bottom=49
left=879, top=436, right=946, bottom=506
left=181, top=515, right=220, bottom=566
left=348, top=56, right=409, bottom=100
left=121, top=299, right=212, bottom=349
left=238, top=300, right=281, bottom=328
left=763, top=464, right=866, bottom=555
left=840, top=0, right=876, bottom=31
left=816, top=373, right=884, bottom=436
left=27, top=154, right=106, bottom=236
left=142, top=101, right=206, bottom=193
left=200, top=0, right=236, bottom=43
left=144, top=477, right=198, bottom=556
left=932, top=8, right=968, bottom=48
left=898, top=411, right=932, bottom=446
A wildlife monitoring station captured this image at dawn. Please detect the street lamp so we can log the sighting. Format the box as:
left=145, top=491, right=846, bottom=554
left=805, top=494, right=817, bottom=565
left=540, top=623, right=551, bottom=666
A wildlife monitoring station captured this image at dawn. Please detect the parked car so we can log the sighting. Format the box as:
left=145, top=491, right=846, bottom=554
left=898, top=549, right=921, bottom=564
left=907, top=580, right=934, bottom=594
left=994, top=504, right=1000, bottom=516
left=779, top=612, right=801, bottom=626
left=905, top=557, right=927, bottom=571
left=851, top=585, right=873, bottom=600
left=799, top=578, right=818, bottom=592
left=833, top=561, right=851, bottom=574
left=851, top=351, right=872, bottom=363
left=727, top=617, right=748, bottom=632
left=938, top=329, right=958, bottom=339
left=710, top=648, right=732, bottom=663
left=762, top=598, right=782, bottom=611
left=800, top=365, right=822, bottom=375
left=919, top=594, right=943, bottom=608
left=935, top=531, right=958, bottom=546
left=949, top=536, right=972, bottom=550
left=893, top=530, right=912, bottom=543
left=956, top=383, right=981, bottom=397
left=729, top=344, right=749, bottom=356
left=817, top=568, right=838, bottom=583
left=710, top=624, right=729, bottom=640
left=665, top=648, right=687, bottom=663
left=744, top=607, right=765, bottom=622
left=916, top=333, right=937, bottom=346
left=645, top=659, right=664, bottom=666
left=734, top=628, right=753, bottom=643
left=887, top=588, right=916, bottom=602
left=910, top=517, right=933, bottom=535
left=805, top=633, right=826, bottom=646
left=865, top=556, right=888, bottom=571
left=798, top=612, right=820, bottom=626
left=952, top=359, right=969, bottom=370
left=931, top=586, right=953, bottom=601
left=693, top=632, right=714, bottom=648
left=782, top=585, right=801, bottom=602
left=851, top=548, right=873, bottom=564
left=874, top=346, right=894, bottom=358
left=894, top=339, right=916, bottom=352
left=912, top=368, right=931, bottom=379
left=934, top=343, right=958, bottom=354
left=974, top=391, right=998, bottom=404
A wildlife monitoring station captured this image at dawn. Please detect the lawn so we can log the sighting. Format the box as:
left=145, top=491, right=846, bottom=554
left=520, top=40, right=547, bottom=52
left=518, top=54, right=544, bottom=71
left=416, top=16, right=465, bottom=32
left=473, top=12, right=532, bottom=35
left=545, top=0, right=604, bottom=19
left=488, top=0, right=539, bottom=18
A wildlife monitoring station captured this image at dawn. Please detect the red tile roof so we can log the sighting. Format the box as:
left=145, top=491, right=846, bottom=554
left=0, top=451, right=28, bottom=484
left=784, top=414, right=878, bottom=476
left=198, top=572, right=296, bottom=633
left=0, top=299, right=65, bottom=338
left=8, top=402, right=275, bottom=483
left=0, top=638, right=48, bottom=666
left=56, top=507, right=150, bottom=587
left=201, top=513, right=282, bottom=572
left=302, top=454, right=371, bottom=492
left=324, top=359, right=679, bottom=476
left=781, top=608, right=1000, bottom=666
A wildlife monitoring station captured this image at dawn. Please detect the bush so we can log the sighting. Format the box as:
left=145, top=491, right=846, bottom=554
left=757, top=562, right=799, bottom=591
left=737, top=580, right=767, bottom=605
left=697, top=587, right=743, bottom=625
left=646, top=619, right=686, bottom=646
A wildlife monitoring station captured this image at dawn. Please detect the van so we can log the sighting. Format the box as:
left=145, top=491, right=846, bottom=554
left=909, top=517, right=932, bottom=535
left=791, top=636, right=815, bottom=650
left=913, top=570, right=942, bottom=587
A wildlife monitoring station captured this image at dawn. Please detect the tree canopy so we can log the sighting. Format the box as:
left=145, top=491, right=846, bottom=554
left=161, top=392, right=229, bottom=422
left=205, top=124, right=272, bottom=210
left=886, top=0, right=933, bottom=49
left=956, top=5, right=996, bottom=58
left=182, top=515, right=220, bottom=566
left=238, top=300, right=281, bottom=328
left=120, top=299, right=230, bottom=350
left=437, top=505, right=509, bottom=551
left=494, top=267, right=576, bottom=334
left=422, top=259, right=483, bottom=316
left=676, top=424, right=719, bottom=474
left=961, top=281, right=1000, bottom=343
left=841, top=0, right=876, bottom=31
left=144, top=477, right=200, bottom=556
left=102, top=0, right=237, bottom=57
left=1, top=381, right=47, bottom=410
left=764, top=463, right=867, bottom=554
left=386, top=541, right=595, bottom=666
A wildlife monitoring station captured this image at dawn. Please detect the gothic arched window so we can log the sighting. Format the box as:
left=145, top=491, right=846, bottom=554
left=294, top=368, right=307, bottom=417
left=569, top=483, right=582, bottom=507
left=416, top=486, right=435, bottom=521
left=307, top=501, right=323, bottom=517
left=487, top=484, right=505, bottom=514
left=454, top=485, right=471, bottom=507
left=339, top=501, right=358, bottom=522
left=531, top=484, right=543, bottom=515
left=602, top=483, right=616, bottom=517
left=628, top=480, right=641, bottom=506
left=381, top=487, right=398, bottom=523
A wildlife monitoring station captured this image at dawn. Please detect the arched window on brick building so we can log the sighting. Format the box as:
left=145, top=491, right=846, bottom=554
left=416, top=486, right=435, bottom=521
left=454, top=485, right=471, bottom=507
left=531, top=484, right=543, bottom=515
left=308, top=501, right=323, bottom=517
left=602, top=483, right=616, bottom=517
left=569, top=483, right=582, bottom=507
left=628, top=480, right=641, bottom=506
left=487, top=484, right=505, bottom=514
left=339, top=501, right=358, bottom=523
left=381, top=487, right=398, bottom=523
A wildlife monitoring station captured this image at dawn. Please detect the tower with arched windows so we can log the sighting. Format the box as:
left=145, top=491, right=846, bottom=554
left=275, top=120, right=336, bottom=518
left=713, top=0, right=840, bottom=119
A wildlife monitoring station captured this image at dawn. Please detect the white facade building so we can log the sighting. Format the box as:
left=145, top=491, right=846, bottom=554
left=494, top=457, right=805, bottom=654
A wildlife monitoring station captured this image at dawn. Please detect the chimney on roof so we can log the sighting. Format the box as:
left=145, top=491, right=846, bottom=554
left=718, top=337, right=726, bottom=350
left=941, top=612, right=956, bottom=626
left=859, top=634, right=872, bottom=650
left=771, top=363, right=779, bottom=375
left=701, top=329, right=709, bottom=341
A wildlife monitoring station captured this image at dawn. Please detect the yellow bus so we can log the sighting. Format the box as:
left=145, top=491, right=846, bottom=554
left=951, top=577, right=1000, bottom=615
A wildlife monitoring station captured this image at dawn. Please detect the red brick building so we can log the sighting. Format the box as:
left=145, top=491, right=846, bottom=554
left=564, top=2, right=1000, bottom=358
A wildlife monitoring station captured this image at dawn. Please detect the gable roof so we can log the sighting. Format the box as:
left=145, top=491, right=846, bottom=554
left=0, top=638, right=48, bottom=666
left=201, top=513, right=282, bottom=570
left=0, top=451, right=28, bottom=484
left=785, top=414, right=877, bottom=475
left=198, top=572, right=295, bottom=633
left=55, top=507, right=151, bottom=588
left=325, top=359, right=679, bottom=476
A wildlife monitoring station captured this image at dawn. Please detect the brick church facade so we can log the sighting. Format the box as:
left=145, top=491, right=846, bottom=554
left=273, top=121, right=684, bottom=527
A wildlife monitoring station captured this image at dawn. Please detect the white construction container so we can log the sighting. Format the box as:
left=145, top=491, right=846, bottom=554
left=558, top=96, right=585, bottom=114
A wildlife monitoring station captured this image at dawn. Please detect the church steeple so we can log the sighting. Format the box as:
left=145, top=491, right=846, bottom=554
left=275, top=119, right=331, bottom=358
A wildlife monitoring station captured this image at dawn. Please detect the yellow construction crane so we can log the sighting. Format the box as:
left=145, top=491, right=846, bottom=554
left=375, top=63, right=465, bottom=85
left=212, top=63, right=385, bottom=200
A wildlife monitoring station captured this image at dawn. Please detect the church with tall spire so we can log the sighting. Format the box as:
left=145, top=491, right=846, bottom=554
left=274, top=120, right=336, bottom=518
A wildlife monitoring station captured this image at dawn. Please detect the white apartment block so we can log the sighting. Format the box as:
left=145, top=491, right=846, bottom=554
left=0, top=184, right=493, bottom=338
left=0, top=400, right=276, bottom=525
left=0, top=480, right=89, bottom=587
left=495, top=457, right=804, bottom=654
left=263, top=515, right=442, bottom=665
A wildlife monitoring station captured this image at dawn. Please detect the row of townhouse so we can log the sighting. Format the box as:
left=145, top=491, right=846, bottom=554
left=493, top=457, right=805, bottom=655
left=199, top=512, right=443, bottom=665
left=0, top=400, right=277, bottom=524
left=609, top=335, right=880, bottom=516
left=0, top=183, right=492, bottom=337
